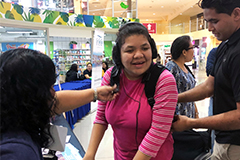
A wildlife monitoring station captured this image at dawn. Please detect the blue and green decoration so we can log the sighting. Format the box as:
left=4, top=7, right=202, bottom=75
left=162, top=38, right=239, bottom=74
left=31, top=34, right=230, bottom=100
left=0, top=1, right=139, bottom=29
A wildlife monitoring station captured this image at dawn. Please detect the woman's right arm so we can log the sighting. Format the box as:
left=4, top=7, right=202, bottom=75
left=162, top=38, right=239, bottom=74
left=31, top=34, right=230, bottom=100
left=83, top=123, right=107, bottom=160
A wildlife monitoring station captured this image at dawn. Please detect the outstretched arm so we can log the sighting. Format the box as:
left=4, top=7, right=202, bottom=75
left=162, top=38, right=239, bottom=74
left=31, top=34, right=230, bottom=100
left=54, top=85, right=118, bottom=114
left=172, top=102, right=240, bottom=132
left=178, top=75, right=214, bottom=103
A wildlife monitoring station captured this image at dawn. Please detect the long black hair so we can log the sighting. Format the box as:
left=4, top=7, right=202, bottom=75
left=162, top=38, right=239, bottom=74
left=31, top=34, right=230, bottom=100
left=67, top=63, right=78, bottom=73
left=0, top=48, right=57, bottom=148
left=170, top=35, right=191, bottom=60
left=112, top=22, right=157, bottom=68
left=102, top=61, right=109, bottom=72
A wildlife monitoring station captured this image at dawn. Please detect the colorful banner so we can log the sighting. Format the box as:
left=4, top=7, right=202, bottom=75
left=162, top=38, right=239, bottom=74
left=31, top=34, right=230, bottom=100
left=0, top=2, right=139, bottom=29
left=92, top=29, right=104, bottom=90
left=1, top=42, right=34, bottom=52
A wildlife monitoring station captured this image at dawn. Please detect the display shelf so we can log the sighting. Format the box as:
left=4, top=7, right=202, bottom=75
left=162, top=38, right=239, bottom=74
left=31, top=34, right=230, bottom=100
left=52, top=49, right=92, bottom=83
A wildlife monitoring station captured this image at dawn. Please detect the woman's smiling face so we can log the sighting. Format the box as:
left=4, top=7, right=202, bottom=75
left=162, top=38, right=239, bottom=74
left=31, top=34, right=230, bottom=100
left=120, top=34, right=152, bottom=80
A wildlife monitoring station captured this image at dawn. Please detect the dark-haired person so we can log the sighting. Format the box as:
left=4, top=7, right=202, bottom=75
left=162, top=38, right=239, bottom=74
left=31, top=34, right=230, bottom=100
left=206, top=47, right=218, bottom=152
left=0, top=48, right=118, bottom=160
left=102, top=61, right=109, bottom=76
left=83, top=22, right=178, bottom=160
left=166, top=36, right=202, bottom=160
left=172, top=0, right=240, bottom=159
left=83, top=63, right=92, bottom=79
left=166, top=35, right=196, bottom=119
left=65, top=63, right=84, bottom=82
left=156, top=54, right=161, bottom=64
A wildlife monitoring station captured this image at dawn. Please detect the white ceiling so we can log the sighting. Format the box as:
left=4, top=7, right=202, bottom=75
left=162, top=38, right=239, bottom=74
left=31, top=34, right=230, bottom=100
left=88, top=0, right=203, bottom=21
left=0, top=0, right=204, bottom=42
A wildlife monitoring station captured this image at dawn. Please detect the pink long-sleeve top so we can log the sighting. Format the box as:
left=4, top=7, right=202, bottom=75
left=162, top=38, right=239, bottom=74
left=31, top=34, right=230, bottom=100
left=94, top=67, right=178, bottom=160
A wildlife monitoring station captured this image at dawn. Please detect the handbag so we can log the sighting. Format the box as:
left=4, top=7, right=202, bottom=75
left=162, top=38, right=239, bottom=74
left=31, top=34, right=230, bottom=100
left=172, top=129, right=211, bottom=160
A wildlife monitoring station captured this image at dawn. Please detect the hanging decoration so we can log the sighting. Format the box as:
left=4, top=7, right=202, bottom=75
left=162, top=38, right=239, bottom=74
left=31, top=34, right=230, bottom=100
left=0, top=1, right=138, bottom=29
left=120, top=2, right=129, bottom=9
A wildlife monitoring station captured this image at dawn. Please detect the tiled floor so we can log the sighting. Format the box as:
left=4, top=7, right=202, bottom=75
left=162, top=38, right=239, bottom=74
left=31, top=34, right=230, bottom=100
left=73, top=68, right=210, bottom=159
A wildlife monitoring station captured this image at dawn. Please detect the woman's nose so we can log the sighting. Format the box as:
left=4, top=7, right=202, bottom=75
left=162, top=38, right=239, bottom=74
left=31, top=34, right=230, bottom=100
left=134, top=49, right=144, bottom=58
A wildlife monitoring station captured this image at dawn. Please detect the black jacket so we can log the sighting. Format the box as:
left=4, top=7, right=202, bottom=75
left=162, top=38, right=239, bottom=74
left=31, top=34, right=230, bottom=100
left=65, top=70, right=84, bottom=82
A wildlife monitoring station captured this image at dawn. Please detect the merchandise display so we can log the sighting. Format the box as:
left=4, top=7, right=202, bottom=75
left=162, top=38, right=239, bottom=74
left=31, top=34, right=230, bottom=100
left=53, top=49, right=91, bottom=69
left=53, top=48, right=91, bottom=82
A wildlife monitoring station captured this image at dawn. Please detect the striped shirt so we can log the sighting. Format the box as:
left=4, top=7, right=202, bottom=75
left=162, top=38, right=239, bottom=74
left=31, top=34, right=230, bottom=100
left=94, top=67, right=178, bottom=159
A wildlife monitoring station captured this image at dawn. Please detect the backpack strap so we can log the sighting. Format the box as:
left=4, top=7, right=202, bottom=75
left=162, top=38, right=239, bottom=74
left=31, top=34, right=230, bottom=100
left=110, top=63, right=166, bottom=108
left=143, top=63, right=166, bottom=108
left=110, top=66, right=120, bottom=93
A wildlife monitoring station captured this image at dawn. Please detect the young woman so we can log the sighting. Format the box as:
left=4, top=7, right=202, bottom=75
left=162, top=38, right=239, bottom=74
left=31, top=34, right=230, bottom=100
left=0, top=48, right=118, bottom=160
left=83, top=22, right=178, bottom=160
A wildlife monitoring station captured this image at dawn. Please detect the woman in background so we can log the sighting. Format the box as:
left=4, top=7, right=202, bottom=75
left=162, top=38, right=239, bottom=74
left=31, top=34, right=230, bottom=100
left=166, top=35, right=196, bottom=118
left=102, top=61, right=109, bottom=77
left=65, top=63, right=84, bottom=82
left=156, top=54, right=161, bottom=64
left=166, top=35, right=199, bottom=160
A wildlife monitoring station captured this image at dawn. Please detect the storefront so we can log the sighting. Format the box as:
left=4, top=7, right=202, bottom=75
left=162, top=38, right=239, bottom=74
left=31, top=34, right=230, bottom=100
left=0, top=24, right=48, bottom=55
left=0, top=1, right=138, bottom=81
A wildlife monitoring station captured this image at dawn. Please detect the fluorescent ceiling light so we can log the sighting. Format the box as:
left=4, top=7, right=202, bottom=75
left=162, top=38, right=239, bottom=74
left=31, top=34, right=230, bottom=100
left=6, top=30, right=33, bottom=34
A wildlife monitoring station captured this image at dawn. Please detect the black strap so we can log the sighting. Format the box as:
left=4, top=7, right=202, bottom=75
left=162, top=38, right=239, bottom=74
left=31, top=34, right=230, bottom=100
left=110, top=66, right=121, bottom=93
left=144, top=63, right=166, bottom=108
left=110, top=63, right=166, bottom=108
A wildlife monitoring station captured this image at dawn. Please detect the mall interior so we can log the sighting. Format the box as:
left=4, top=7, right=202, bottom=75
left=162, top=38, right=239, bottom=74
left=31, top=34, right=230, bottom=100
left=0, top=0, right=219, bottom=159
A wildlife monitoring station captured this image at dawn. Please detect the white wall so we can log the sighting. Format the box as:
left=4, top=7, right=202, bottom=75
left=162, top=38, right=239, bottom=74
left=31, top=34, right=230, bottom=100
left=48, top=26, right=92, bottom=38
left=50, top=37, right=91, bottom=50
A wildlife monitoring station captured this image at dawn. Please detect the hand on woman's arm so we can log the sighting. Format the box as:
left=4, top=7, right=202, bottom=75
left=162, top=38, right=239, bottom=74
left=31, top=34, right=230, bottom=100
left=54, top=85, right=118, bottom=114
left=83, top=123, right=107, bottom=160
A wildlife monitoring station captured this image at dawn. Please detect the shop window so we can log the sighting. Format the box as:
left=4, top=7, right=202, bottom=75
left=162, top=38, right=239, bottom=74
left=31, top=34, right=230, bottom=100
left=190, top=15, right=197, bottom=32
left=197, top=13, right=204, bottom=30
left=0, top=26, right=47, bottom=54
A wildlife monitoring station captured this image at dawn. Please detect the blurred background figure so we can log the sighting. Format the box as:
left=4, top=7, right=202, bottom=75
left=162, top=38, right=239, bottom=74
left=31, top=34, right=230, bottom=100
left=102, top=61, right=109, bottom=77
left=65, top=63, right=84, bottom=82
left=83, top=63, right=92, bottom=79
left=156, top=54, right=161, bottom=64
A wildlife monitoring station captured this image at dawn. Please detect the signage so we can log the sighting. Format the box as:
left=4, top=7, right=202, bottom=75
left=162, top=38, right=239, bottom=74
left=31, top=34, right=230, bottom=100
left=92, top=29, right=104, bottom=90
left=164, top=45, right=171, bottom=48
left=142, top=23, right=157, bottom=34
left=1, top=42, right=34, bottom=52
left=91, top=29, right=104, bottom=111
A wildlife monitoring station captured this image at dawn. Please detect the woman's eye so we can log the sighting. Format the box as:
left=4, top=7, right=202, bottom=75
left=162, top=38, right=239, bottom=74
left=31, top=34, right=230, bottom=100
left=143, top=47, right=150, bottom=51
left=125, top=50, right=133, bottom=53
